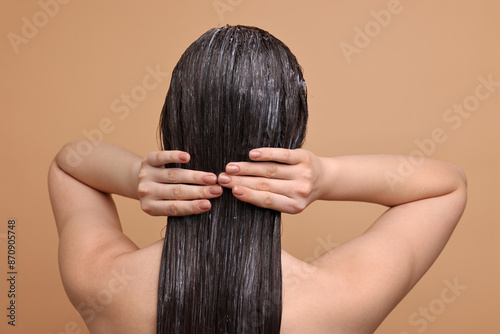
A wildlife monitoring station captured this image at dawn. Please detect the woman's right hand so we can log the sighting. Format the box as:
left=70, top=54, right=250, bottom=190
left=217, top=148, right=325, bottom=214
left=138, top=151, right=223, bottom=216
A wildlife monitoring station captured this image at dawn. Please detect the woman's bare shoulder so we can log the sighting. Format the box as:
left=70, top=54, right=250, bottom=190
left=82, top=240, right=164, bottom=334
left=281, top=249, right=348, bottom=333
left=281, top=242, right=397, bottom=334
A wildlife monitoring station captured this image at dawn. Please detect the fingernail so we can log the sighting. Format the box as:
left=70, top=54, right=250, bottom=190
left=226, top=164, right=239, bottom=173
left=209, top=186, right=222, bottom=195
left=199, top=201, right=211, bottom=210
left=249, top=150, right=262, bottom=159
left=179, top=152, right=190, bottom=162
left=233, top=185, right=244, bottom=196
left=203, top=174, right=217, bottom=184
left=218, top=174, right=231, bottom=184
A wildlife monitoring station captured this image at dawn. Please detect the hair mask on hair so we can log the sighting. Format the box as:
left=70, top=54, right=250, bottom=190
left=157, top=25, right=308, bottom=334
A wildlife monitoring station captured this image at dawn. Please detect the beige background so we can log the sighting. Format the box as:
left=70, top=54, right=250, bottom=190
left=1, top=0, right=499, bottom=333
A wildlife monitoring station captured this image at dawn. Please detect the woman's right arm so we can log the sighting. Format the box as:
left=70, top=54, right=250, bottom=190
left=218, top=148, right=467, bottom=331
left=218, top=148, right=466, bottom=212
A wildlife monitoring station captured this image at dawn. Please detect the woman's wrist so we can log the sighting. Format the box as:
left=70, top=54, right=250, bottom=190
left=314, top=156, right=337, bottom=202
left=129, top=158, right=142, bottom=200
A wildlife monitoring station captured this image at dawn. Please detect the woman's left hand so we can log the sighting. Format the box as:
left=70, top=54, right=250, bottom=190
left=138, top=151, right=223, bottom=216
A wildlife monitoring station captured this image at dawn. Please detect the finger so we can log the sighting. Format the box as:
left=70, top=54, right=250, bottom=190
left=249, top=148, right=306, bottom=165
left=224, top=162, right=295, bottom=180
left=218, top=173, right=292, bottom=195
left=153, top=184, right=223, bottom=200
left=231, top=185, right=305, bottom=214
left=145, top=151, right=190, bottom=167
left=153, top=168, right=217, bottom=185
left=143, top=199, right=213, bottom=216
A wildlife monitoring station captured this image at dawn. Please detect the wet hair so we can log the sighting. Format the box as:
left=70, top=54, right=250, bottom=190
left=157, top=25, right=308, bottom=333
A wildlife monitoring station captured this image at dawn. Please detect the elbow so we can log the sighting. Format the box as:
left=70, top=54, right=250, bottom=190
left=450, top=164, right=468, bottom=211
left=54, top=141, right=85, bottom=172
left=453, top=164, right=468, bottom=193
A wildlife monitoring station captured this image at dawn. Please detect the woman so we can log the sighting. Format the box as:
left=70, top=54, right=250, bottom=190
left=48, top=26, right=467, bottom=333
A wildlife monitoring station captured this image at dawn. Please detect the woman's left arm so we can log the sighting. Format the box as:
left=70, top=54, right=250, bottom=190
left=49, top=141, right=222, bottom=303
left=51, top=141, right=223, bottom=235
left=55, top=141, right=143, bottom=199
left=54, top=141, right=223, bottom=218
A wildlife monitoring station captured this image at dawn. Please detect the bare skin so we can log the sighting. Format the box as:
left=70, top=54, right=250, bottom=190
left=48, top=142, right=467, bottom=334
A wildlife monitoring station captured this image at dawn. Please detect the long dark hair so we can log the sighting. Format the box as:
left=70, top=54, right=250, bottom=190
left=157, top=25, right=308, bottom=333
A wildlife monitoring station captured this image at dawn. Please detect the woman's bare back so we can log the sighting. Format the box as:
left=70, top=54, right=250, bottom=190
left=82, top=243, right=334, bottom=334
left=50, top=145, right=466, bottom=334
left=82, top=240, right=417, bottom=334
